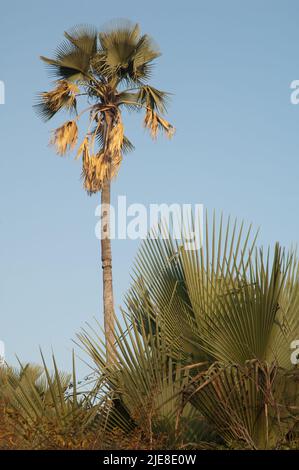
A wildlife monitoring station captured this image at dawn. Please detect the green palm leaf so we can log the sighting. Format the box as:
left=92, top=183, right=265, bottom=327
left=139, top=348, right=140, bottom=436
left=41, top=26, right=98, bottom=81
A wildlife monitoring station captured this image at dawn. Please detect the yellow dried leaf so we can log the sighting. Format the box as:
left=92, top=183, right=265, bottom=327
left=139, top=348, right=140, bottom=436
left=50, top=120, right=78, bottom=156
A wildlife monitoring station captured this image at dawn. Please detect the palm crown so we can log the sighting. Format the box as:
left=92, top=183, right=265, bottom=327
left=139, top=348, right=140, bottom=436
left=36, top=22, right=174, bottom=194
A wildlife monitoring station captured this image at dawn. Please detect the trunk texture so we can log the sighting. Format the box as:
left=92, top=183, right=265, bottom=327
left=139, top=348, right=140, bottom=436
left=101, top=178, right=115, bottom=364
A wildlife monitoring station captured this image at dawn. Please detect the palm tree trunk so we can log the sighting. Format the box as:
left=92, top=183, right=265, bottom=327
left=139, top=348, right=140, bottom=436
left=101, top=177, right=115, bottom=364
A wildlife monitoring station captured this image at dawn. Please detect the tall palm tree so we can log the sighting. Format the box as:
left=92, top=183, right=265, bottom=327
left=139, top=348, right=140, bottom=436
left=36, top=22, right=174, bottom=363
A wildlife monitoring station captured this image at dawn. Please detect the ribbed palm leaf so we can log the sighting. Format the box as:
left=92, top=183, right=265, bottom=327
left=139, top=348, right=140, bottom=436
left=125, top=212, right=299, bottom=448
left=1, top=353, right=100, bottom=449
left=187, top=361, right=299, bottom=449
left=127, top=214, right=299, bottom=366
left=78, top=310, right=215, bottom=449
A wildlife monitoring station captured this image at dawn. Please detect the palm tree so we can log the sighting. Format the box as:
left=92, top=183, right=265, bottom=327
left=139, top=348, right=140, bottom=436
left=36, top=22, right=174, bottom=363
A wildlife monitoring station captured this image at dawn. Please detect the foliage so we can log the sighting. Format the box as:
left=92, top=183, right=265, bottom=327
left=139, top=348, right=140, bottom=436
left=0, top=353, right=101, bottom=449
left=36, top=21, right=174, bottom=195
left=2, top=214, right=299, bottom=449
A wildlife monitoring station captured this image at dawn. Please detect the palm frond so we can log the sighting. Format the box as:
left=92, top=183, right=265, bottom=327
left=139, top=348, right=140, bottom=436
left=187, top=360, right=299, bottom=449
left=64, top=24, right=98, bottom=56
left=77, top=310, right=207, bottom=448
left=41, top=25, right=98, bottom=81
left=34, top=80, right=79, bottom=121
left=144, top=110, right=175, bottom=139
left=98, top=21, right=160, bottom=84
left=1, top=353, right=100, bottom=449
left=50, top=120, right=78, bottom=156
left=138, top=86, right=170, bottom=114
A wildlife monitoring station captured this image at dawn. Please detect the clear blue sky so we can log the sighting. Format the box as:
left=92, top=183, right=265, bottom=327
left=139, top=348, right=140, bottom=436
left=1, top=0, right=299, bottom=376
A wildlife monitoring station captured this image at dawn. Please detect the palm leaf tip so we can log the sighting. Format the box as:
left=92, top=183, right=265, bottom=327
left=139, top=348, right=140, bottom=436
left=122, top=135, right=135, bottom=154
left=138, top=86, right=170, bottom=114
left=40, top=26, right=97, bottom=81
left=98, top=20, right=161, bottom=84
left=34, top=80, right=79, bottom=121
left=144, top=110, right=175, bottom=139
left=63, top=24, right=98, bottom=55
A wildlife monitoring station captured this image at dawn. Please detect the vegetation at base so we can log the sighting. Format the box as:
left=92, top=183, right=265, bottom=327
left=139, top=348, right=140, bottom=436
left=1, top=214, right=299, bottom=450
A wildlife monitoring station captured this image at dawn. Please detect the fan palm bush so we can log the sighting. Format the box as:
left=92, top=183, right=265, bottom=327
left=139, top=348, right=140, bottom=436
left=0, top=353, right=101, bottom=449
left=78, top=312, right=217, bottom=449
left=124, top=213, right=299, bottom=448
left=2, top=214, right=299, bottom=449
left=78, top=213, right=299, bottom=449
left=184, top=359, right=299, bottom=449
left=0, top=363, right=54, bottom=448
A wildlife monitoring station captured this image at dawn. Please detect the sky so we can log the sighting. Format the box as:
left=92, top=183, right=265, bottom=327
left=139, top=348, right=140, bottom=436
left=1, top=0, right=299, bottom=376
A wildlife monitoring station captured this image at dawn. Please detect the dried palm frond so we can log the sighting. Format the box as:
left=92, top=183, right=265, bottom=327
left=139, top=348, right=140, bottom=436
left=76, top=136, right=90, bottom=160
left=82, top=148, right=123, bottom=195
left=50, top=120, right=78, bottom=156
left=110, top=150, right=123, bottom=180
left=94, top=116, right=133, bottom=155
left=35, top=80, right=79, bottom=121
left=144, top=109, right=175, bottom=139
left=104, top=113, right=124, bottom=184
left=138, top=86, right=169, bottom=114
left=82, top=151, right=108, bottom=194
left=156, top=115, right=175, bottom=138
left=78, top=112, right=124, bottom=195
left=108, top=113, right=124, bottom=159
left=144, top=109, right=158, bottom=139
